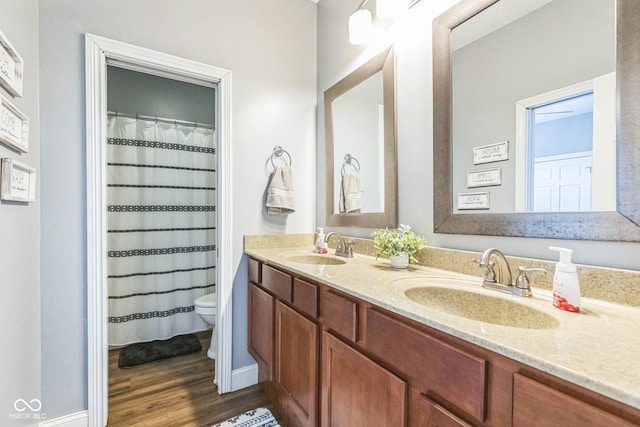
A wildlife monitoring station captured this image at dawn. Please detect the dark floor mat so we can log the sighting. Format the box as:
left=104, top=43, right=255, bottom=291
left=118, top=333, right=202, bottom=368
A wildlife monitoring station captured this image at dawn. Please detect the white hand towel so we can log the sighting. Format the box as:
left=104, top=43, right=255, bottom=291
left=339, top=171, right=364, bottom=213
left=266, top=166, right=295, bottom=215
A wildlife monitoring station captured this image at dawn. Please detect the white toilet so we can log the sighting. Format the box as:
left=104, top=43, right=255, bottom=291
left=194, top=292, right=217, bottom=359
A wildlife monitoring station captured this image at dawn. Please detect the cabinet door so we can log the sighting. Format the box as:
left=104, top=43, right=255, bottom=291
left=410, top=389, right=472, bottom=427
left=321, top=331, right=407, bottom=427
left=275, top=301, right=319, bottom=427
left=248, top=282, right=274, bottom=383
left=513, top=373, right=637, bottom=427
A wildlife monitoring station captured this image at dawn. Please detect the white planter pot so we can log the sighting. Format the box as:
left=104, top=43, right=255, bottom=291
left=389, top=252, right=409, bottom=269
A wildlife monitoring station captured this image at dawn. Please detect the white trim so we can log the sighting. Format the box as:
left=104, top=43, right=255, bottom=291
left=85, top=33, right=233, bottom=427
left=514, top=79, right=593, bottom=211
left=591, top=72, right=616, bottom=211
left=39, top=411, right=88, bottom=427
left=231, top=363, right=259, bottom=391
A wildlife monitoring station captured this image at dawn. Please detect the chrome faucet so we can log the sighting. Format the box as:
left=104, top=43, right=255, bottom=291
left=475, top=248, right=546, bottom=297
left=478, top=248, right=513, bottom=291
left=324, top=232, right=355, bottom=258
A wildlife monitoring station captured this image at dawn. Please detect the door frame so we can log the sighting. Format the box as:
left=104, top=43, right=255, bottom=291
left=85, top=33, right=233, bottom=427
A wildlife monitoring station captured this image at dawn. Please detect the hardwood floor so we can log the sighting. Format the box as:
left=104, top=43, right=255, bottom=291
left=108, top=331, right=278, bottom=426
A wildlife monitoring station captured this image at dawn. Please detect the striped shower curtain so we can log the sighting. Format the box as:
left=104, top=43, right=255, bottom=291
left=106, top=114, right=216, bottom=346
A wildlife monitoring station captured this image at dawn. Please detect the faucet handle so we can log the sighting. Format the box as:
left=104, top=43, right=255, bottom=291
left=515, top=266, right=547, bottom=290
left=473, top=259, right=496, bottom=282
left=344, top=241, right=356, bottom=258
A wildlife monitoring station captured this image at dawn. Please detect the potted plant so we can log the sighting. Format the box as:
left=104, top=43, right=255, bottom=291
left=371, top=224, right=426, bottom=269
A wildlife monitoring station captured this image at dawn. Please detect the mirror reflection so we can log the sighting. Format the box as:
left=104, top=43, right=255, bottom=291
left=451, top=0, right=616, bottom=213
left=331, top=70, right=384, bottom=214
left=325, top=46, right=397, bottom=228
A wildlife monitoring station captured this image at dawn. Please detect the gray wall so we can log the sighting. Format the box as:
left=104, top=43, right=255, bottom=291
left=107, top=67, right=216, bottom=125
left=0, top=1, right=41, bottom=425
left=316, top=0, right=640, bottom=271
left=39, top=0, right=316, bottom=419
left=535, top=113, right=593, bottom=158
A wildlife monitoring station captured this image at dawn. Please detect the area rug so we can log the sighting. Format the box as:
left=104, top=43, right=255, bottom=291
left=118, top=333, right=202, bottom=368
left=212, top=407, right=280, bottom=427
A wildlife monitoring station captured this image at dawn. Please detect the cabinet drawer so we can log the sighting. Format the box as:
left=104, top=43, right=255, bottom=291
left=293, top=278, right=318, bottom=318
left=364, top=308, right=487, bottom=423
left=513, top=373, right=636, bottom=427
left=321, top=289, right=358, bottom=342
left=262, top=265, right=292, bottom=303
left=248, top=258, right=261, bottom=284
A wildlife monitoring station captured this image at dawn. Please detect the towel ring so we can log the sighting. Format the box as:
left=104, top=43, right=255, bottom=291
left=341, top=153, right=360, bottom=176
left=270, top=145, right=292, bottom=168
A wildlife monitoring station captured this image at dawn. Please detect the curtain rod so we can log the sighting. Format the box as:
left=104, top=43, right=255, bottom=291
left=107, top=111, right=215, bottom=130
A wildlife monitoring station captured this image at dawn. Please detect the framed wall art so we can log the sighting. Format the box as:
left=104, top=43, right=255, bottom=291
left=0, top=94, right=29, bottom=152
left=0, top=29, right=24, bottom=97
left=1, top=158, right=36, bottom=202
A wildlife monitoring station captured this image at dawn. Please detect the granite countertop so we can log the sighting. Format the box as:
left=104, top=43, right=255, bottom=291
left=245, top=244, right=640, bottom=411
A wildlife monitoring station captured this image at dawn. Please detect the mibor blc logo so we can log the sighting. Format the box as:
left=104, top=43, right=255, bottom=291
left=9, top=398, right=46, bottom=421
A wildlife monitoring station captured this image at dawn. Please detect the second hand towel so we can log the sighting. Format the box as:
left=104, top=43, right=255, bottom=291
left=339, top=171, right=364, bottom=213
left=266, top=166, right=295, bottom=215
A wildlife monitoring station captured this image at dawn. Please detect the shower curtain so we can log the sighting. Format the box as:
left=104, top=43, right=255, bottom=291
left=106, top=114, right=216, bottom=346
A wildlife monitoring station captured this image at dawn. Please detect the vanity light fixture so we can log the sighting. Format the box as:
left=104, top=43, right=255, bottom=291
left=349, top=0, right=420, bottom=45
left=349, top=0, right=373, bottom=45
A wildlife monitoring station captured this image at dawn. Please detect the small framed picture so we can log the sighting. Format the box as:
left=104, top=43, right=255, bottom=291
left=1, top=158, right=36, bottom=203
left=0, top=94, right=29, bottom=152
left=0, top=30, right=24, bottom=97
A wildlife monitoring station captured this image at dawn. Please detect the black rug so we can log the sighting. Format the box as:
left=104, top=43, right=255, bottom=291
left=118, top=333, right=202, bottom=368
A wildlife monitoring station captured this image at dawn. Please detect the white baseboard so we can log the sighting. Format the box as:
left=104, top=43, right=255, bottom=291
left=230, top=363, right=258, bottom=391
left=39, top=410, right=88, bottom=427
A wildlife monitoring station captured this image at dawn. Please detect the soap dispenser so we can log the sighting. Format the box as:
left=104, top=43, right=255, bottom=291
left=549, top=246, right=581, bottom=313
left=315, top=228, right=328, bottom=254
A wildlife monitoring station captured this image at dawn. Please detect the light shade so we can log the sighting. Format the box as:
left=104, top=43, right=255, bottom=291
left=376, top=0, right=408, bottom=19
left=348, top=9, right=372, bottom=45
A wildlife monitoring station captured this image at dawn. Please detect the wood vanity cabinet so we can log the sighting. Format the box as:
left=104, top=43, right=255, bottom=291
left=275, top=301, right=319, bottom=427
left=248, top=259, right=319, bottom=427
left=512, top=372, right=639, bottom=427
left=321, top=331, right=407, bottom=426
left=247, top=258, right=640, bottom=427
left=248, top=259, right=273, bottom=385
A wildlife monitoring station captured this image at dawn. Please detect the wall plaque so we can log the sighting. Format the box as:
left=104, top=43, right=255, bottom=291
left=0, top=94, right=29, bottom=153
left=457, top=192, right=490, bottom=210
left=0, top=30, right=24, bottom=97
left=467, top=167, right=502, bottom=188
left=473, top=141, right=509, bottom=164
left=1, top=158, right=36, bottom=202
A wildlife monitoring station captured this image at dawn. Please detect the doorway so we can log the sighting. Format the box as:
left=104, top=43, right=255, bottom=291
left=514, top=73, right=616, bottom=212
left=85, top=34, right=233, bottom=427
left=106, top=67, right=216, bottom=347
left=528, top=92, right=594, bottom=212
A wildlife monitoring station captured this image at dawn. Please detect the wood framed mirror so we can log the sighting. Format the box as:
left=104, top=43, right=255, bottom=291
left=433, top=0, right=640, bottom=241
left=325, top=46, right=397, bottom=228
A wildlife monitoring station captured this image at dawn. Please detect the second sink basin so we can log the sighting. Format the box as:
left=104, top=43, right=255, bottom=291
left=404, top=285, right=559, bottom=329
left=286, top=254, right=347, bottom=265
